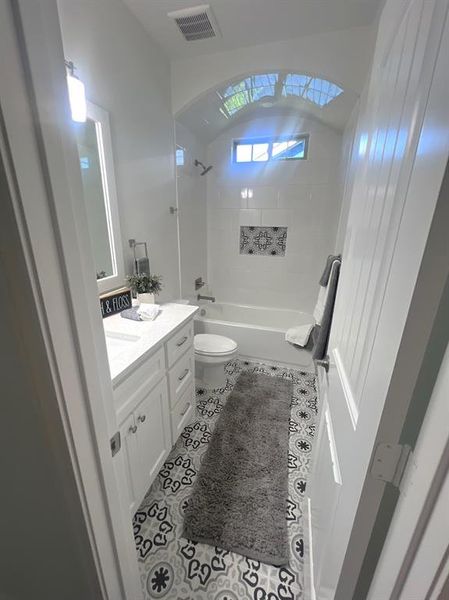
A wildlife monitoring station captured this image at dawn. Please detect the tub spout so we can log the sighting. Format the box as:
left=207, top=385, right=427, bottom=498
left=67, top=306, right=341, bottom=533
left=197, top=294, right=215, bottom=303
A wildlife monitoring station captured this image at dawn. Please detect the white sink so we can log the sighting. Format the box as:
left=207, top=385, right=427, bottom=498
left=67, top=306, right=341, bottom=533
left=104, top=330, right=141, bottom=361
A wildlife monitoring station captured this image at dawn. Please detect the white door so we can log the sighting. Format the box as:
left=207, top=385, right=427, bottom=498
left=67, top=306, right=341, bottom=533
left=368, top=342, right=449, bottom=599
left=305, top=0, right=449, bottom=598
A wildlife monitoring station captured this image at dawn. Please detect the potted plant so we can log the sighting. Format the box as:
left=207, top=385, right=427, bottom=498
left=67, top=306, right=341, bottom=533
left=126, top=273, right=162, bottom=304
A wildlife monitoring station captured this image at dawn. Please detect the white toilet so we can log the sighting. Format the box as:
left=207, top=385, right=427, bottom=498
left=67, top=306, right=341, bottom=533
left=194, top=333, right=238, bottom=389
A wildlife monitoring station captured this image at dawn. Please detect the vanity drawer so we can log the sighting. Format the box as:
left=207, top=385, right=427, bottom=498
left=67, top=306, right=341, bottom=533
left=170, top=382, right=194, bottom=443
left=168, top=348, right=194, bottom=409
left=114, top=346, right=165, bottom=421
left=166, top=320, right=193, bottom=368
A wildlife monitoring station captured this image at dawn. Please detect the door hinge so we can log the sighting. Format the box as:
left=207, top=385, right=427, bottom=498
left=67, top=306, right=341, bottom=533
left=370, top=443, right=412, bottom=488
left=110, top=431, right=121, bottom=457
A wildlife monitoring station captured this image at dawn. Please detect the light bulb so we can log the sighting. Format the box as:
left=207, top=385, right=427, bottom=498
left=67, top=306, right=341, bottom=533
left=67, top=73, right=87, bottom=123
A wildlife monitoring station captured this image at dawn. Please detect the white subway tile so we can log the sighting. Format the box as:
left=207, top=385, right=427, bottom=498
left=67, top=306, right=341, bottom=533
left=238, top=210, right=262, bottom=226
left=247, top=187, right=278, bottom=209
left=261, top=209, right=295, bottom=227
left=219, top=187, right=248, bottom=209
left=278, top=185, right=312, bottom=209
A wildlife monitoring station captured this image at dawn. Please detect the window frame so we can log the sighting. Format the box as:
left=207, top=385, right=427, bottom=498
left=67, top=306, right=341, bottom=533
left=233, top=134, right=309, bottom=164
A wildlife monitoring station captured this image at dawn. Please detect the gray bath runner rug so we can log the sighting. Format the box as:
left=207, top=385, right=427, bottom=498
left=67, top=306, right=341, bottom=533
left=183, top=371, right=292, bottom=566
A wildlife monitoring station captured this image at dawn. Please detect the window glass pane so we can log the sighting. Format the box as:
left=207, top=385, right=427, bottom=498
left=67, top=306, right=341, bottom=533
left=272, top=141, right=289, bottom=157
left=282, top=73, right=310, bottom=97
left=223, top=90, right=250, bottom=115
left=281, top=74, right=343, bottom=106
left=176, top=146, right=185, bottom=166
left=306, top=78, right=343, bottom=106
left=272, top=138, right=306, bottom=160
left=235, top=143, right=253, bottom=162
left=252, top=143, right=269, bottom=162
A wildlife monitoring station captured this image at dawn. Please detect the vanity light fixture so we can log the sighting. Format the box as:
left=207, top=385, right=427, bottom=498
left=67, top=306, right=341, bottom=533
left=65, top=60, right=87, bottom=123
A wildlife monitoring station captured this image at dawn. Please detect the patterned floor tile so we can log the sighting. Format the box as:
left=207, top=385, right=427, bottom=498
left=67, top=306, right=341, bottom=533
left=133, top=359, right=317, bottom=599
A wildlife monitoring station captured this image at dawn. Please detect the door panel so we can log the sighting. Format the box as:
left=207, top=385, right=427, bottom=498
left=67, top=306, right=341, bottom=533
left=306, top=0, right=448, bottom=597
left=135, top=378, right=171, bottom=502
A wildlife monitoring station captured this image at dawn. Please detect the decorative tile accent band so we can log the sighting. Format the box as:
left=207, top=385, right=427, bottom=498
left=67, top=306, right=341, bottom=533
left=240, top=226, right=288, bottom=256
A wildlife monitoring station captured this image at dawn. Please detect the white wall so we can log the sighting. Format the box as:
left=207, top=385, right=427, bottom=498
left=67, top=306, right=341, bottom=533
left=171, top=26, right=377, bottom=115
left=57, top=0, right=179, bottom=302
left=206, top=114, right=343, bottom=312
left=175, top=122, right=208, bottom=302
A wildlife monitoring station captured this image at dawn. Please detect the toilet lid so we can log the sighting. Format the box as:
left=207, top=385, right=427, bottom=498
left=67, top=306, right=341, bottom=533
left=194, top=334, right=237, bottom=356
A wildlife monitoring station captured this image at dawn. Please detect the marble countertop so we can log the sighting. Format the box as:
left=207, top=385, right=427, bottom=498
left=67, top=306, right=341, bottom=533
left=103, top=302, right=199, bottom=385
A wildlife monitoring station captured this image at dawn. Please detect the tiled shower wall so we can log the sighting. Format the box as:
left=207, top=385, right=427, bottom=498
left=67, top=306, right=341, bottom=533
left=206, top=115, right=344, bottom=312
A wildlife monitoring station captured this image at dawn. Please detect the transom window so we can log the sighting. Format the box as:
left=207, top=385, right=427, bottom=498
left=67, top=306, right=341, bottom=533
left=233, top=135, right=309, bottom=163
left=218, top=73, right=343, bottom=118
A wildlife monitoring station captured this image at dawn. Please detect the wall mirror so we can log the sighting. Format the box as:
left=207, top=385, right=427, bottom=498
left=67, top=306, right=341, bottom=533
left=73, top=101, right=124, bottom=294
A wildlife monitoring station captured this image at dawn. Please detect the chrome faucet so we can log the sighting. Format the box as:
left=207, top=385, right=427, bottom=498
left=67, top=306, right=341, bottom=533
left=197, top=294, right=215, bottom=302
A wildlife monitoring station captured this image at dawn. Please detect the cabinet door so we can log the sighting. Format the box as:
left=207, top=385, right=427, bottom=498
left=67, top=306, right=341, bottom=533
left=135, top=378, right=171, bottom=504
left=119, top=413, right=140, bottom=514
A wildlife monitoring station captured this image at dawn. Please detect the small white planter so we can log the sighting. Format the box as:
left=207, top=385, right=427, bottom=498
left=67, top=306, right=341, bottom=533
left=137, top=292, right=155, bottom=304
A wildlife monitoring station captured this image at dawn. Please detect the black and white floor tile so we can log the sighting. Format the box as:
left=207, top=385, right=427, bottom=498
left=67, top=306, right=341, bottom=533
left=133, top=359, right=317, bottom=600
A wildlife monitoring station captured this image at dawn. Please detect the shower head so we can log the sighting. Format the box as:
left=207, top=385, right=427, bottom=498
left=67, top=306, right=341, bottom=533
left=194, top=159, right=213, bottom=176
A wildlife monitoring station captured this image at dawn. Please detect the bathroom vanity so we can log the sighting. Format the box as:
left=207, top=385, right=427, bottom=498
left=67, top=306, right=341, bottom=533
left=103, top=303, right=198, bottom=513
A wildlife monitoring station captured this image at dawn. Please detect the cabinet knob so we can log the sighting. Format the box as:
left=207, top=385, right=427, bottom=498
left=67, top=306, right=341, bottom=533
left=129, top=424, right=137, bottom=434
left=137, top=414, right=146, bottom=423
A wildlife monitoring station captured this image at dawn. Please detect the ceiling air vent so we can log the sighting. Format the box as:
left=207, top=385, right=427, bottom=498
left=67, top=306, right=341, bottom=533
left=168, top=5, right=220, bottom=41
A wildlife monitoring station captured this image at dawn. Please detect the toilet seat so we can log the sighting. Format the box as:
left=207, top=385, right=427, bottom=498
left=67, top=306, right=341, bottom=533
left=194, top=334, right=238, bottom=356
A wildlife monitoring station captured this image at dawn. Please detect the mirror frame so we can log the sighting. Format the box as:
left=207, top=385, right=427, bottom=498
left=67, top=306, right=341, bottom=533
left=84, top=100, right=125, bottom=294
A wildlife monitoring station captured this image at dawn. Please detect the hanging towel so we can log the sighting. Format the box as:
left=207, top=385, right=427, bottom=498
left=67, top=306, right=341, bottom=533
left=285, top=323, right=314, bottom=347
left=319, top=254, right=342, bottom=287
left=313, top=259, right=341, bottom=361
left=313, top=285, right=327, bottom=325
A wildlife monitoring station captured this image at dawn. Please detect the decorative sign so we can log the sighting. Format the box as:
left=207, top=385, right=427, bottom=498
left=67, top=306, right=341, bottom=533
left=100, top=287, right=132, bottom=318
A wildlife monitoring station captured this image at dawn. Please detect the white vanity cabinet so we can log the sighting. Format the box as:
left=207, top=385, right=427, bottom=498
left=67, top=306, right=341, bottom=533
left=109, top=308, right=197, bottom=515
left=119, top=378, right=171, bottom=514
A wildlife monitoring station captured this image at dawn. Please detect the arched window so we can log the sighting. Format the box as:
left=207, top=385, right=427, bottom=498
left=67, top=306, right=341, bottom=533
left=217, top=72, right=343, bottom=117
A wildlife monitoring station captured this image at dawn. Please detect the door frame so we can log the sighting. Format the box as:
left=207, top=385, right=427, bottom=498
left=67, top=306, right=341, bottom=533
left=0, top=0, right=141, bottom=597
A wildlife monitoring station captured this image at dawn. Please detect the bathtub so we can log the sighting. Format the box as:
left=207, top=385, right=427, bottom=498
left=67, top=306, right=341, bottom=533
left=194, top=302, right=314, bottom=368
